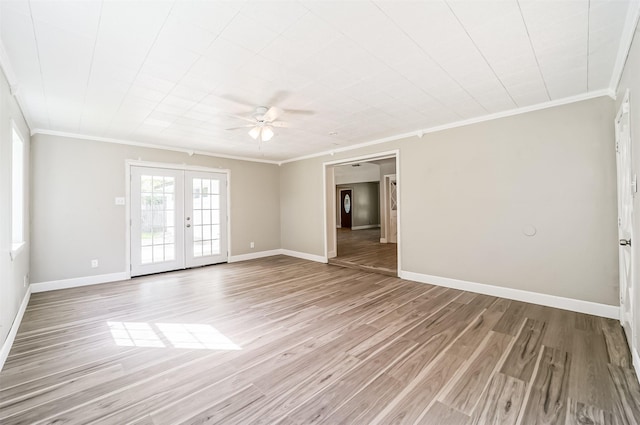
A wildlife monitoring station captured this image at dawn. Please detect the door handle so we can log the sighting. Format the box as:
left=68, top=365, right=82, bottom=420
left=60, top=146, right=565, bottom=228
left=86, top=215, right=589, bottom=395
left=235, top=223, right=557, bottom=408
left=186, top=224, right=191, bottom=228
left=620, top=239, right=631, bottom=246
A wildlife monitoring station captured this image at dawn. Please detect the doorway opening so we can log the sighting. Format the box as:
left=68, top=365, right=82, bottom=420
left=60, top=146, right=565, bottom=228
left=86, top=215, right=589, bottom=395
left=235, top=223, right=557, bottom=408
left=323, top=151, right=400, bottom=277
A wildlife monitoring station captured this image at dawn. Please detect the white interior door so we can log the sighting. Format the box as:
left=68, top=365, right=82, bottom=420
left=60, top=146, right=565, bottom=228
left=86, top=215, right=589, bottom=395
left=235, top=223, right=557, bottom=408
left=185, top=171, right=228, bottom=268
left=130, top=166, right=227, bottom=277
left=615, top=92, right=635, bottom=339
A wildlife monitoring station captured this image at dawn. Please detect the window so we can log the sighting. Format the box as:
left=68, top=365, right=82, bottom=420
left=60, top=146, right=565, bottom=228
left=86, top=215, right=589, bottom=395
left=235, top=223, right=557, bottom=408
left=12, top=124, right=24, bottom=250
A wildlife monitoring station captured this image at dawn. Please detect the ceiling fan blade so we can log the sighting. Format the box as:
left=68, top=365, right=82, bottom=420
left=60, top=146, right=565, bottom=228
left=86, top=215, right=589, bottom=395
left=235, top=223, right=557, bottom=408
left=264, top=106, right=282, bottom=122
left=271, top=121, right=291, bottom=128
left=282, top=108, right=315, bottom=116
left=224, top=113, right=256, bottom=124
left=266, top=90, right=290, bottom=107
left=225, top=125, right=254, bottom=131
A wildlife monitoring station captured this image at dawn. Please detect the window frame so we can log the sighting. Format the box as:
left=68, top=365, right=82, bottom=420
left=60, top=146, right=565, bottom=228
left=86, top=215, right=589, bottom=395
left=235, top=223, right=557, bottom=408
left=10, top=120, right=25, bottom=260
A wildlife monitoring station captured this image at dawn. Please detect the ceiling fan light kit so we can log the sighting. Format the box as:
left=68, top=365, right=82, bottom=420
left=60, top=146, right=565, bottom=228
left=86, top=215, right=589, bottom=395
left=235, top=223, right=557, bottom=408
left=226, top=100, right=312, bottom=144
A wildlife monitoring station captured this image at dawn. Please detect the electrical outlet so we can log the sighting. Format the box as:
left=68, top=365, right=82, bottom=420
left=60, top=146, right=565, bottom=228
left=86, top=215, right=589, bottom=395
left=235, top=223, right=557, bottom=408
left=91, top=259, right=99, bottom=268
left=250, top=242, right=255, bottom=249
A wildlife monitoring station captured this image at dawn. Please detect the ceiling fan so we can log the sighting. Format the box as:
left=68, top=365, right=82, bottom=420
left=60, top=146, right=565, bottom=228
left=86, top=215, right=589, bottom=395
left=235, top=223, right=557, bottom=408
left=225, top=106, right=289, bottom=142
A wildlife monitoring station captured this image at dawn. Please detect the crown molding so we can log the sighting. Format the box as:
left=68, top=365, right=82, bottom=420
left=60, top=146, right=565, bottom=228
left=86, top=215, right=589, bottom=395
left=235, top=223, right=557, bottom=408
left=30, top=129, right=281, bottom=165
left=0, top=38, right=34, bottom=131
left=610, top=0, right=640, bottom=94
left=279, top=89, right=614, bottom=165
left=0, top=39, right=18, bottom=94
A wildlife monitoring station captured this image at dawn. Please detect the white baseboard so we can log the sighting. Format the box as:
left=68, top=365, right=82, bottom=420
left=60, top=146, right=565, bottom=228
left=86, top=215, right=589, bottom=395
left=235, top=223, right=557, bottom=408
left=400, top=271, right=620, bottom=319
left=328, top=250, right=337, bottom=259
left=352, top=225, right=380, bottom=230
left=228, top=249, right=282, bottom=263
left=280, top=249, right=327, bottom=264
left=380, top=238, right=387, bottom=243
left=0, top=286, right=31, bottom=371
left=633, top=346, right=640, bottom=386
left=31, top=272, right=130, bottom=293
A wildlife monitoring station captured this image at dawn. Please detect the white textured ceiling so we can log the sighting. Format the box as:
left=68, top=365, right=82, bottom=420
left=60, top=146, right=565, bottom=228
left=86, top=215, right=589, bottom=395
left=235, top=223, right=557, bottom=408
left=0, top=0, right=635, bottom=162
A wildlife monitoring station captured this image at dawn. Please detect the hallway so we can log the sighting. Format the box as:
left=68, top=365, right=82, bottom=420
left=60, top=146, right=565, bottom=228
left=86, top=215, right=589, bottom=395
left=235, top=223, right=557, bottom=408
left=329, top=228, right=397, bottom=276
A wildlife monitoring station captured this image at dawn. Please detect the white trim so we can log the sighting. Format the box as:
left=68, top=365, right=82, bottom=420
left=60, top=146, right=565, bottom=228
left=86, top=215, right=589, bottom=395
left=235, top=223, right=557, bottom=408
left=328, top=250, right=336, bottom=259
left=126, top=159, right=230, bottom=174
left=280, top=249, right=327, bottom=263
left=228, top=249, right=282, bottom=263
left=400, top=271, right=620, bottom=319
left=31, top=129, right=280, bottom=165
left=633, top=346, right=640, bottom=386
left=0, top=40, right=18, bottom=93
left=380, top=238, right=387, bottom=243
left=31, top=272, right=129, bottom=293
left=0, top=287, right=30, bottom=371
left=281, top=90, right=613, bottom=165
left=0, top=40, right=33, bottom=130
left=9, top=242, right=25, bottom=261
left=352, top=225, right=380, bottom=230
left=610, top=1, right=640, bottom=93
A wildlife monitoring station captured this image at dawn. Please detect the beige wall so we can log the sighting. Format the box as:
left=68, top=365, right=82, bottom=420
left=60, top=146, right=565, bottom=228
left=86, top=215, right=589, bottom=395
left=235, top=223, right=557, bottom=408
left=281, top=96, right=619, bottom=305
left=30, top=134, right=280, bottom=283
left=616, top=23, right=640, bottom=357
left=0, top=67, right=30, bottom=347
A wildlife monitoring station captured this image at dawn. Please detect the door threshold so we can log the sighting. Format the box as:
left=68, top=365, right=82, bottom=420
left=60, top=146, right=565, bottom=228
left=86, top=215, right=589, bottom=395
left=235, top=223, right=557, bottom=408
left=327, top=258, right=397, bottom=277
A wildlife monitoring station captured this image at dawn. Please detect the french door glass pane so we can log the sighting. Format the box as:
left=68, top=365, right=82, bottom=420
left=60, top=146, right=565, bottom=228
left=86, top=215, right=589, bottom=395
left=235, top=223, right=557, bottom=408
left=192, top=177, right=221, bottom=257
left=140, top=174, right=176, bottom=264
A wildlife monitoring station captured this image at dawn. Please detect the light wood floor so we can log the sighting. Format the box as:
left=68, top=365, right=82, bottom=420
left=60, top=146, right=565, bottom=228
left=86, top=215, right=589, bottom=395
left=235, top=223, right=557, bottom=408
left=1, top=256, right=638, bottom=424
left=330, top=228, right=397, bottom=276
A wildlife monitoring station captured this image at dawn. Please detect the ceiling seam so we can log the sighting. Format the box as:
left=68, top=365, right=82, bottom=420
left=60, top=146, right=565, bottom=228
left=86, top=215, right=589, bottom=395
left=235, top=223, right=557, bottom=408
left=27, top=0, right=51, bottom=128
left=515, top=0, right=551, bottom=101
left=370, top=1, right=489, bottom=116
left=78, top=0, right=104, bottom=132
left=126, top=7, right=246, bottom=143
left=443, top=0, right=519, bottom=108
left=104, top=0, right=177, bottom=134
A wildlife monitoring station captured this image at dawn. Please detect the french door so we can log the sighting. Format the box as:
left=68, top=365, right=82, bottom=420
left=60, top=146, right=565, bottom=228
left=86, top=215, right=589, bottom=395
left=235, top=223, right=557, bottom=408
left=130, top=166, right=228, bottom=277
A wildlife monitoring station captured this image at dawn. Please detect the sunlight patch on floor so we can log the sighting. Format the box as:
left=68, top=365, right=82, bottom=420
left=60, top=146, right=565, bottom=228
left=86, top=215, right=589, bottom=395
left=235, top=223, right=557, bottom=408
left=107, top=321, right=242, bottom=350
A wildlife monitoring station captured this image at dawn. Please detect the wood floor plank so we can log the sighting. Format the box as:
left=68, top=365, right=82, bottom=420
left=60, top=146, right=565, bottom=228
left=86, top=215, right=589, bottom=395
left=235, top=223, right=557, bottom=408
left=470, top=373, right=526, bottom=425
left=569, top=330, right=615, bottom=412
left=565, top=398, right=614, bottom=425
left=500, top=318, right=546, bottom=382
left=418, top=401, right=470, bottom=425
left=518, top=346, right=571, bottom=425
left=607, top=364, right=640, bottom=425
left=371, top=353, right=466, bottom=425
left=600, top=318, right=632, bottom=368
left=286, top=337, right=417, bottom=424
left=318, top=373, right=403, bottom=425
left=439, top=331, right=512, bottom=415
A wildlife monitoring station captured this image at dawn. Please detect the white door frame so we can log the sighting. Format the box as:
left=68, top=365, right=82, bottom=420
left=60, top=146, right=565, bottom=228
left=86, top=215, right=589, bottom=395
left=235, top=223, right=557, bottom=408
left=323, top=150, right=401, bottom=275
left=125, top=160, right=231, bottom=279
left=382, top=173, right=397, bottom=243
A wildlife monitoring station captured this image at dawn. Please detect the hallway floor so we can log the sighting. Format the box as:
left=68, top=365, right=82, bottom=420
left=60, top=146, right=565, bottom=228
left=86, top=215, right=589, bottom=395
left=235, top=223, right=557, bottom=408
left=329, top=228, right=397, bottom=276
